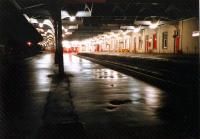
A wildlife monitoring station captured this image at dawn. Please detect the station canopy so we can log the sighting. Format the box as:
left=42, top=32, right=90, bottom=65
left=12, top=0, right=198, bottom=40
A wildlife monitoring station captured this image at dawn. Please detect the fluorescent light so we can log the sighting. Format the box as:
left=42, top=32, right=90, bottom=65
left=39, top=23, right=43, bottom=28
left=76, top=11, right=91, bottom=17
left=46, top=29, right=54, bottom=35
left=68, top=25, right=78, bottom=29
left=62, top=10, right=92, bottom=19
left=133, top=27, right=141, bottom=33
left=65, top=32, right=72, bottom=35
left=192, top=31, right=200, bottom=37
left=149, top=21, right=159, bottom=29
left=36, top=28, right=44, bottom=32
left=41, top=34, right=46, bottom=37
left=23, top=14, right=30, bottom=21
left=70, top=16, right=76, bottom=22
left=43, top=19, right=54, bottom=30
left=61, top=11, right=70, bottom=19
left=64, top=29, right=68, bottom=32
left=120, top=26, right=135, bottom=30
left=29, top=18, right=38, bottom=24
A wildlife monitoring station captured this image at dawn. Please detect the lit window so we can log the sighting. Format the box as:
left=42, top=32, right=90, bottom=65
left=139, top=36, right=143, bottom=49
left=162, top=32, right=168, bottom=49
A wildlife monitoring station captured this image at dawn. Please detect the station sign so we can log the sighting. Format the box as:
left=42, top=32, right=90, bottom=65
left=192, top=31, right=200, bottom=37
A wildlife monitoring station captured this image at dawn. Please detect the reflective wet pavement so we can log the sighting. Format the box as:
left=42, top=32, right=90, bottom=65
left=0, top=54, right=53, bottom=139
left=0, top=53, right=198, bottom=139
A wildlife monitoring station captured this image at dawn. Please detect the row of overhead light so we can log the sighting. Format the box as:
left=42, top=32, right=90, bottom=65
left=62, top=29, right=133, bottom=48
left=120, top=21, right=160, bottom=32
left=27, top=16, right=80, bottom=47
left=28, top=17, right=79, bottom=36
left=63, top=21, right=160, bottom=48
left=61, top=3, right=92, bottom=21
left=26, top=17, right=55, bottom=47
left=62, top=25, right=79, bottom=37
left=24, top=7, right=91, bottom=47
left=61, top=10, right=91, bottom=22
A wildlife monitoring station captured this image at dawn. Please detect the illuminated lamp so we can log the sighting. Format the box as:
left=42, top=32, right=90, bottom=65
left=65, top=32, right=72, bottom=35
left=120, top=26, right=135, bottom=30
left=29, top=18, right=38, bottom=24
left=61, top=11, right=70, bottom=19
left=133, top=27, right=141, bottom=33
left=76, top=11, right=91, bottom=17
left=43, top=19, right=54, bottom=30
left=64, top=29, right=68, bottom=32
left=70, top=16, right=76, bottom=22
left=27, top=41, right=32, bottom=47
left=39, top=23, right=44, bottom=28
left=68, top=25, right=78, bottom=30
left=149, top=21, right=159, bottom=29
left=192, top=31, right=200, bottom=37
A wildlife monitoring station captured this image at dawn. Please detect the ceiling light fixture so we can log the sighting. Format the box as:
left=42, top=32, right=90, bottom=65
left=192, top=31, right=200, bottom=37
left=76, top=11, right=91, bottom=17
left=43, top=19, right=54, bottom=32
left=65, top=32, right=73, bottom=35
left=149, top=21, right=159, bottom=29
left=39, top=23, right=43, bottom=28
left=69, top=16, right=76, bottom=22
left=61, top=11, right=70, bottom=19
left=133, top=26, right=141, bottom=33
left=64, top=29, right=68, bottom=32
left=120, top=26, right=135, bottom=30
left=68, top=25, right=78, bottom=30
left=29, top=18, right=38, bottom=24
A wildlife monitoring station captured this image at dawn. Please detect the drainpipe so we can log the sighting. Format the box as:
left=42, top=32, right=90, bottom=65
left=181, top=20, right=183, bottom=53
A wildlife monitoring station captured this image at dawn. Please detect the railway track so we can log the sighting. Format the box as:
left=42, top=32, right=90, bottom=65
left=77, top=54, right=198, bottom=92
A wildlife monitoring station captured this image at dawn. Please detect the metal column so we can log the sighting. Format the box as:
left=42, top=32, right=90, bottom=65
left=54, top=19, right=59, bottom=64
left=55, top=8, right=64, bottom=77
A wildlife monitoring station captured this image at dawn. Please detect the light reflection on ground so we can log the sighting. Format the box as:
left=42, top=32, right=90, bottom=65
left=63, top=53, right=165, bottom=124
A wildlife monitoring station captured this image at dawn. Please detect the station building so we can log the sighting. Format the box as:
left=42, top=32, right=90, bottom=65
left=80, top=17, right=199, bottom=54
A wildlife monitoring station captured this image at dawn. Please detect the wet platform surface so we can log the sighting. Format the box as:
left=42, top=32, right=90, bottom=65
left=86, top=52, right=198, bottom=62
left=0, top=53, right=198, bottom=139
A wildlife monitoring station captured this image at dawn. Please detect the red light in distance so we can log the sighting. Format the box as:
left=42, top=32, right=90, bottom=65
left=27, top=41, right=32, bottom=47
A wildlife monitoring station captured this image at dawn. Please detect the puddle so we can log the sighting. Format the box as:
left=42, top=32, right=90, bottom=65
left=105, top=105, right=118, bottom=111
left=110, top=99, right=132, bottom=105
left=110, top=84, right=114, bottom=87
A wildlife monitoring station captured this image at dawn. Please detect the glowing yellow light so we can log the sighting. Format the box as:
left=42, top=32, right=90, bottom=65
left=39, top=23, right=44, bottom=28
left=70, top=16, right=76, bottom=22
left=149, top=22, right=159, bottom=29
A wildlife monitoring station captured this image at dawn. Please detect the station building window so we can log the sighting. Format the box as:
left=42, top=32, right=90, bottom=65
left=153, top=33, right=157, bottom=49
left=162, top=32, right=168, bottom=49
left=124, top=39, right=127, bottom=49
left=139, top=36, right=143, bottom=49
left=145, top=35, right=149, bottom=52
left=134, top=37, right=137, bottom=52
